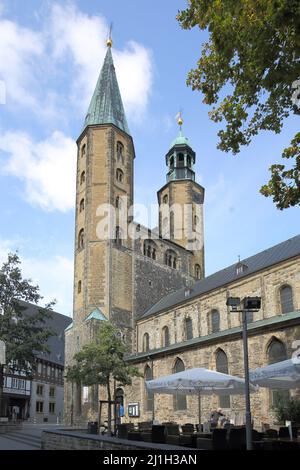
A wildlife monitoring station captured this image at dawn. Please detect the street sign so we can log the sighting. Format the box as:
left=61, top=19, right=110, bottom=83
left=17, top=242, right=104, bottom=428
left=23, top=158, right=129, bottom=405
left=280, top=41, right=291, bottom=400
left=0, top=341, right=6, bottom=365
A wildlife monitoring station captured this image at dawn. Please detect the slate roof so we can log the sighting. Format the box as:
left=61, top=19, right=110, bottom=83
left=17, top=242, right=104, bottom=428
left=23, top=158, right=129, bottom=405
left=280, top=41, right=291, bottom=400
left=19, top=301, right=72, bottom=366
left=83, top=47, right=130, bottom=135
left=142, top=234, right=300, bottom=319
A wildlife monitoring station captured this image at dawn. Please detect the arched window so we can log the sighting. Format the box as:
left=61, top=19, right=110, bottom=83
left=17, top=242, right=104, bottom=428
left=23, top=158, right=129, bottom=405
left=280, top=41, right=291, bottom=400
left=80, top=171, right=85, bottom=185
left=78, top=229, right=84, bottom=250
left=163, top=195, right=168, bottom=204
left=143, top=240, right=157, bottom=260
left=195, top=264, right=201, bottom=280
left=165, top=249, right=177, bottom=269
left=211, top=309, right=220, bottom=333
left=185, top=317, right=193, bottom=340
left=162, top=326, right=170, bottom=347
left=115, top=387, right=124, bottom=408
left=280, top=285, right=294, bottom=314
left=216, top=349, right=230, bottom=408
left=116, top=168, right=124, bottom=183
left=268, top=339, right=289, bottom=406
left=77, top=280, right=82, bottom=294
left=115, top=226, right=123, bottom=246
left=79, top=199, right=85, bottom=213
left=143, top=333, right=150, bottom=352
left=178, top=153, right=184, bottom=168
left=173, top=358, right=186, bottom=410
left=116, top=196, right=122, bottom=209
left=117, top=141, right=124, bottom=161
left=144, top=365, right=153, bottom=412
left=81, top=144, right=86, bottom=158
left=170, top=156, right=174, bottom=169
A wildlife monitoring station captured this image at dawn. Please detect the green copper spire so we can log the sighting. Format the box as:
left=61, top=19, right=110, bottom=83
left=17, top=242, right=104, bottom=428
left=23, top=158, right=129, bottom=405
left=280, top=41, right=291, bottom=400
left=83, top=47, right=130, bottom=135
left=170, top=128, right=190, bottom=149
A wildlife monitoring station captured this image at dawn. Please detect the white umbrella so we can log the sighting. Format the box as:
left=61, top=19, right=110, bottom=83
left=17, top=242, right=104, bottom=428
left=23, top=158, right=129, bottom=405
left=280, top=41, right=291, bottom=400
left=146, top=367, right=257, bottom=424
left=250, top=358, right=300, bottom=389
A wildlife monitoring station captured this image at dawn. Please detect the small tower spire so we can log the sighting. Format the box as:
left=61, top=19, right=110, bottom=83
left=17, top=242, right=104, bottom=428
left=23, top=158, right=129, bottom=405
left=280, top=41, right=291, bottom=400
left=106, top=22, right=113, bottom=48
left=176, top=110, right=183, bottom=130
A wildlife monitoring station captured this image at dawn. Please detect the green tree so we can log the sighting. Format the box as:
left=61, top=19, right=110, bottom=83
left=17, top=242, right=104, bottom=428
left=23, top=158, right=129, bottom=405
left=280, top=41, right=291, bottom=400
left=0, top=252, right=55, bottom=415
left=66, top=321, right=141, bottom=435
left=273, top=396, right=300, bottom=425
left=177, top=0, right=300, bottom=209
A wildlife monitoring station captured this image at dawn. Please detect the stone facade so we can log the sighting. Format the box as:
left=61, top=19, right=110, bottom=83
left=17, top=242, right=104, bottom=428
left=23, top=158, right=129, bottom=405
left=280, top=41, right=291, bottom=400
left=64, top=44, right=300, bottom=431
left=124, top=255, right=300, bottom=429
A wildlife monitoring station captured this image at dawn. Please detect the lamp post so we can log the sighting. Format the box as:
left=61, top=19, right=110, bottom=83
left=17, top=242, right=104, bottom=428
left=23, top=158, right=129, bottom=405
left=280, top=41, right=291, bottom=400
left=226, top=296, right=261, bottom=451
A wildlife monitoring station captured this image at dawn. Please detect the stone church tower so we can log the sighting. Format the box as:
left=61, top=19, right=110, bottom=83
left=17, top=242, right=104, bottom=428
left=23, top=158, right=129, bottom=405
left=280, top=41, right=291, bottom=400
left=64, top=40, right=205, bottom=423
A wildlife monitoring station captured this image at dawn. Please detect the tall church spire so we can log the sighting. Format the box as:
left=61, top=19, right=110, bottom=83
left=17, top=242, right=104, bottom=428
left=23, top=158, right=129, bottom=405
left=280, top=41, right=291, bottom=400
left=83, top=43, right=130, bottom=135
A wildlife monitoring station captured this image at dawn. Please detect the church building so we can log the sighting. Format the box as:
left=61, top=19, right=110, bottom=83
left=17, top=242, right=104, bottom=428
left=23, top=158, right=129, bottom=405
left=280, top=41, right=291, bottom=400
left=64, top=39, right=300, bottom=428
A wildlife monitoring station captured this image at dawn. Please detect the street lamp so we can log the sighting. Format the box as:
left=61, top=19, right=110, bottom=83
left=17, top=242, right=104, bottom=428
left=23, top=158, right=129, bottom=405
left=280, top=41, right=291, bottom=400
left=226, top=296, right=261, bottom=450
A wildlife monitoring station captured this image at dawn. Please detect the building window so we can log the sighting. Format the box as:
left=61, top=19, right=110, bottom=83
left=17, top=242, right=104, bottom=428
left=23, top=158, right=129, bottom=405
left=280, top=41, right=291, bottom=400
left=78, top=280, right=82, bottom=294
left=162, top=326, right=170, bottom=347
left=178, top=153, right=184, bottom=168
left=81, top=144, right=86, bottom=158
left=116, top=196, right=122, bottom=209
left=211, top=309, right=220, bottom=333
left=144, top=365, right=153, bottom=412
left=185, top=317, right=193, bottom=340
left=79, top=198, right=85, bottom=213
left=82, top=386, right=89, bottom=404
left=216, top=349, right=230, bottom=408
left=280, top=285, right=294, bottom=314
left=49, top=403, right=55, bottom=414
left=165, top=249, right=177, bottom=269
left=36, top=384, right=44, bottom=396
left=36, top=401, right=44, bottom=413
left=42, top=363, right=47, bottom=376
left=195, top=264, right=201, bottom=280
left=268, top=339, right=289, bottom=406
left=173, top=358, right=186, bottom=410
left=78, top=229, right=84, bottom=250
left=116, top=168, right=124, bottom=183
left=80, top=171, right=85, bottom=185
left=163, top=195, right=168, bottom=204
left=143, top=240, right=157, bottom=260
left=49, top=387, right=55, bottom=398
left=143, top=333, right=150, bottom=352
left=115, top=226, right=123, bottom=246
left=117, top=141, right=124, bottom=161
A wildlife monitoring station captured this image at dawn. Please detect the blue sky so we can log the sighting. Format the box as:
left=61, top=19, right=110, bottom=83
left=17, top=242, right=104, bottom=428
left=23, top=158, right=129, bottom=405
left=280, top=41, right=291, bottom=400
left=0, top=0, right=299, bottom=316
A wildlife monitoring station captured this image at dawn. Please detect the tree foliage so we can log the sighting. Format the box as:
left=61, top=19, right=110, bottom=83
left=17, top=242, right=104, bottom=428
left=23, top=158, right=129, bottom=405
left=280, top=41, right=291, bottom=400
left=273, top=397, right=300, bottom=425
left=66, top=321, right=141, bottom=433
left=177, top=0, right=300, bottom=209
left=0, top=252, right=55, bottom=373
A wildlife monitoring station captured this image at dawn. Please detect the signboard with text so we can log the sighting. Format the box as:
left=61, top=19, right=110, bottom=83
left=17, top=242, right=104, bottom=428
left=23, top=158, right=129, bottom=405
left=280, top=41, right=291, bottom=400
left=127, top=402, right=140, bottom=418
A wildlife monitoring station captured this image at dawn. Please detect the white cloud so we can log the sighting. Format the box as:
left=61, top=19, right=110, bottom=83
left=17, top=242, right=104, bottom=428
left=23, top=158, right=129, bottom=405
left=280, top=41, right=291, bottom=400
left=0, top=239, right=73, bottom=316
left=0, top=18, right=43, bottom=108
left=0, top=2, right=153, bottom=121
left=49, top=3, right=153, bottom=120
left=0, top=130, right=76, bottom=212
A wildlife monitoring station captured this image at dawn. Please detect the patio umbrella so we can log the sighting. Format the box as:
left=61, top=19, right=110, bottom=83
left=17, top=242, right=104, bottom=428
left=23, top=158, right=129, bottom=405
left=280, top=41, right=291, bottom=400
left=250, top=358, right=300, bottom=389
left=146, top=367, right=257, bottom=424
